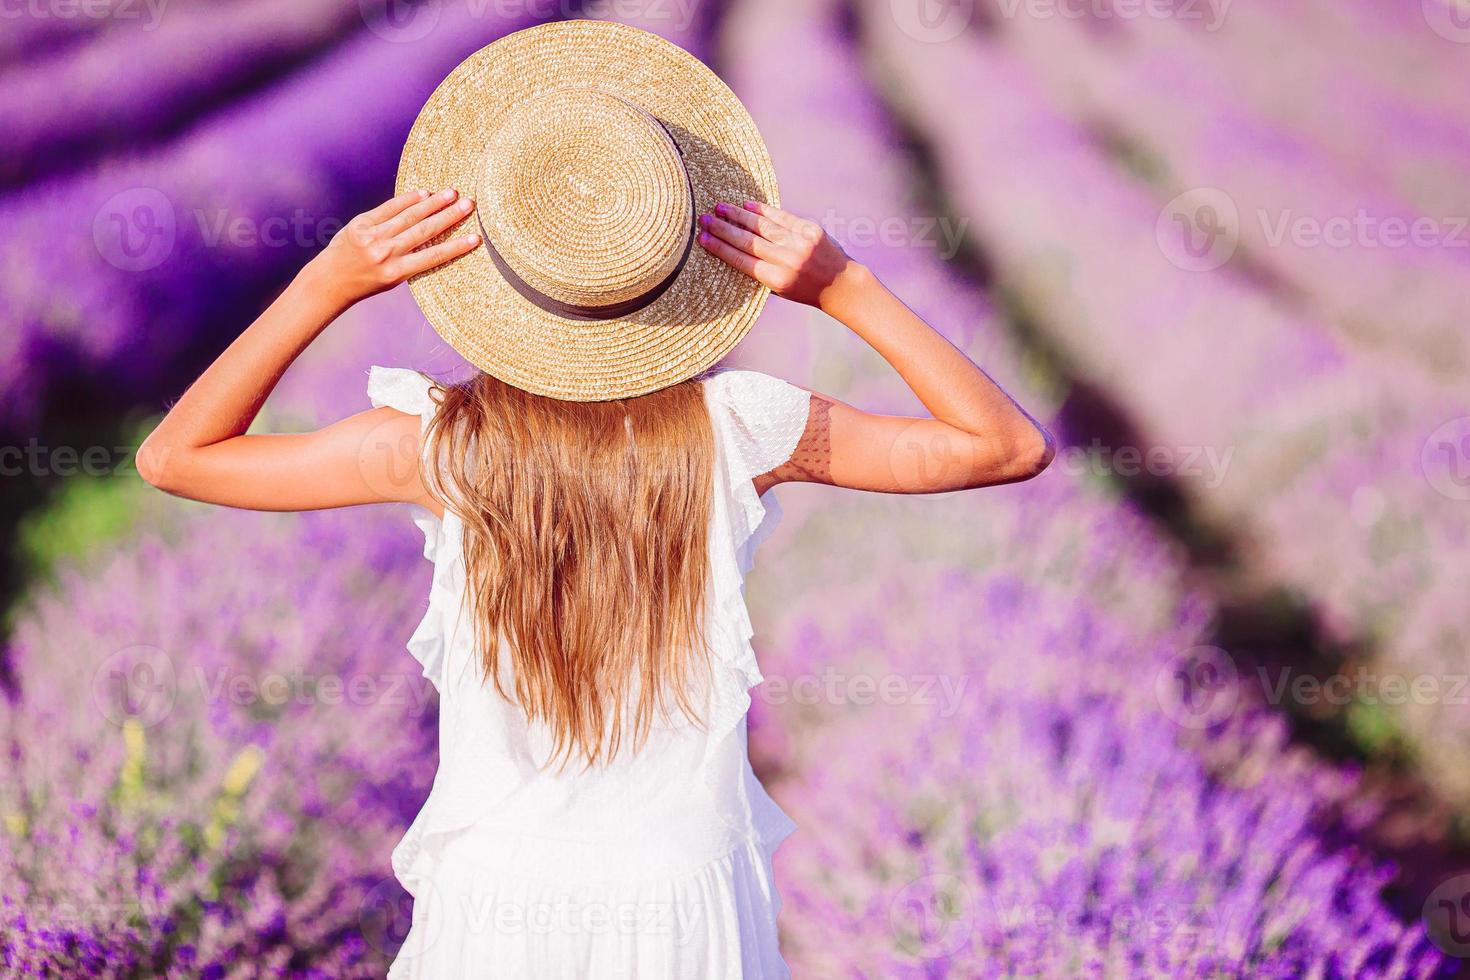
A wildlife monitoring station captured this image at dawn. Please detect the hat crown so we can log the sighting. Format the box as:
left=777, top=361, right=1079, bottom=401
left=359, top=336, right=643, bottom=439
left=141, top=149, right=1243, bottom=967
left=478, top=88, right=694, bottom=311
left=399, top=20, right=779, bottom=400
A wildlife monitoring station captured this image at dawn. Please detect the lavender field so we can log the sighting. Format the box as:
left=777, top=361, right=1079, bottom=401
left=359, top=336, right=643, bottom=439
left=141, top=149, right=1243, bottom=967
left=3, top=0, right=1468, bottom=975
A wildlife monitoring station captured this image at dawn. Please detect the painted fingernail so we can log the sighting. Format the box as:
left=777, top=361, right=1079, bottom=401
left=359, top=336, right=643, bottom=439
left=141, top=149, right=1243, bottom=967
left=698, top=231, right=711, bottom=245
left=699, top=213, right=712, bottom=228
left=743, top=201, right=757, bottom=210
left=715, top=202, right=728, bottom=215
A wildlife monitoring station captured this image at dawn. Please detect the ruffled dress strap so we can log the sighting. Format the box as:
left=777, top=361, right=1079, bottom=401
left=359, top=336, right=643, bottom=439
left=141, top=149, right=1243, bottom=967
left=698, top=368, right=810, bottom=845
left=702, top=368, right=812, bottom=570
left=367, top=364, right=439, bottom=427
left=366, top=365, right=455, bottom=696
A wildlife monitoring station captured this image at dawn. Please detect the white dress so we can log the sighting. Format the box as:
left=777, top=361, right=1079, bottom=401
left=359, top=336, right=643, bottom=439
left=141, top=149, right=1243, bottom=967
left=366, top=365, right=811, bottom=980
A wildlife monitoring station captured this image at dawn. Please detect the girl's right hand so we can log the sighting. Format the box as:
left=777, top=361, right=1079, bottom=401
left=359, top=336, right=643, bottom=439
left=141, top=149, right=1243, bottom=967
left=309, top=188, right=481, bottom=309
left=697, top=200, right=872, bottom=315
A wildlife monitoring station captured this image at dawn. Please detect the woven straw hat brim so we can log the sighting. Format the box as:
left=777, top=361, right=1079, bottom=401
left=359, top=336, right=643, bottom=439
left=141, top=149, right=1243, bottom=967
left=396, top=20, right=780, bottom=402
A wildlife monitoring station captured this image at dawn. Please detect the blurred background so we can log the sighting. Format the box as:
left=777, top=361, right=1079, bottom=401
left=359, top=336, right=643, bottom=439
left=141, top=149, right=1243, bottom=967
left=3, top=0, right=1470, bottom=975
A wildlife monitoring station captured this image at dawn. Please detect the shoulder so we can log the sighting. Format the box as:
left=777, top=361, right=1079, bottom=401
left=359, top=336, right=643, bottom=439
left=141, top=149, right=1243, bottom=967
left=700, top=369, right=812, bottom=432
left=366, top=365, right=445, bottom=421
left=700, top=368, right=811, bottom=476
left=700, top=367, right=807, bottom=408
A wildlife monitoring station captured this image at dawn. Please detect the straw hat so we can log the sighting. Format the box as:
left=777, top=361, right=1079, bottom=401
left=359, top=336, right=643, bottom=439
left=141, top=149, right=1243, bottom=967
left=396, top=20, right=780, bottom=401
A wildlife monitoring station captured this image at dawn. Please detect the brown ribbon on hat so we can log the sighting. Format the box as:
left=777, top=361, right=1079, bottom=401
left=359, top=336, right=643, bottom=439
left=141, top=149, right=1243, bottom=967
left=477, top=210, right=695, bottom=322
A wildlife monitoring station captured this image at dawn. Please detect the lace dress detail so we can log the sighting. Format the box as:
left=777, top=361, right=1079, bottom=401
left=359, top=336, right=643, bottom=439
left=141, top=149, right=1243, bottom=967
left=365, top=365, right=810, bottom=980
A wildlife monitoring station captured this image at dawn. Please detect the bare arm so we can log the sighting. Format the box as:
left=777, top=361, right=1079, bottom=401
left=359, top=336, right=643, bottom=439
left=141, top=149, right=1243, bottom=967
left=698, top=201, right=1054, bottom=494
left=136, top=189, right=482, bottom=516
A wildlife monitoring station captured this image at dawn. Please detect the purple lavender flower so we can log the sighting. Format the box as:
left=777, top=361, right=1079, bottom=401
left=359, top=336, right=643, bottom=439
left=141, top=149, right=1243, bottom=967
left=763, top=568, right=1444, bottom=978
left=0, top=3, right=543, bottom=433
left=859, top=0, right=1470, bottom=810
left=0, top=0, right=393, bottom=190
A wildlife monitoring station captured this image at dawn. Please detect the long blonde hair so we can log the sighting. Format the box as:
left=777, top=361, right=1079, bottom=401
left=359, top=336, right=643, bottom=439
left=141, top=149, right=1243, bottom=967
left=419, top=371, right=714, bottom=769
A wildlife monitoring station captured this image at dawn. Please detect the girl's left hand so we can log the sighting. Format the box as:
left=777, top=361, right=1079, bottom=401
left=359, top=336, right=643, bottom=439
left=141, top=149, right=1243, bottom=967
left=696, top=200, right=866, bottom=313
left=309, top=188, right=480, bottom=308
